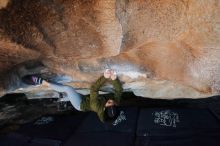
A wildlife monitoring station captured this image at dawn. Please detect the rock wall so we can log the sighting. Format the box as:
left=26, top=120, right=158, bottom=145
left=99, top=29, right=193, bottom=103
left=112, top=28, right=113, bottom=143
left=0, top=0, right=220, bottom=99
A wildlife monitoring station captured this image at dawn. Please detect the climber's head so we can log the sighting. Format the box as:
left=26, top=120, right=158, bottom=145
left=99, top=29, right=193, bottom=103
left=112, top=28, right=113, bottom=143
left=104, top=99, right=119, bottom=124
left=105, top=99, right=116, bottom=107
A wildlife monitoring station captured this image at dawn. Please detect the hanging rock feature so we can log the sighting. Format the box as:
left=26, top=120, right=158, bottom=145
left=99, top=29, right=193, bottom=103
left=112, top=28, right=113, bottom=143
left=0, top=0, right=220, bottom=99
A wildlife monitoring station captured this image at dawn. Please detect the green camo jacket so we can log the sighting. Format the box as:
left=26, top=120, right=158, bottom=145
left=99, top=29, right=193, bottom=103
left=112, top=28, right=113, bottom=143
left=80, top=76, right=123, bottom=121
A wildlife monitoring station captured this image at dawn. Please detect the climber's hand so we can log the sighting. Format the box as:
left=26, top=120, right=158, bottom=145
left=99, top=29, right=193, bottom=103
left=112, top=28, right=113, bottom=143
left=110, top=70, right=117, bottom=80
left=104, top=69, right=111, bottom=79
left=104, top=69, right=117, bottom=80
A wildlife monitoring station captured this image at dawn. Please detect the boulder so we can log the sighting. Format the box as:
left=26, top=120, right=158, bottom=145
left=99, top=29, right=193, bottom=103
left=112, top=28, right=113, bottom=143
left=0, top=0, right=220, bottom=99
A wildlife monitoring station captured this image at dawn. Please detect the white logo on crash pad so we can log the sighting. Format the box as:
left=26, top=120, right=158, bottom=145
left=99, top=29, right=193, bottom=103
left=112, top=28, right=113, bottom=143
left=34, top=116, right=54, bottom=125
left=112, top=111, right=126, bottom=126
left=153, top=110, right=180, bottom=128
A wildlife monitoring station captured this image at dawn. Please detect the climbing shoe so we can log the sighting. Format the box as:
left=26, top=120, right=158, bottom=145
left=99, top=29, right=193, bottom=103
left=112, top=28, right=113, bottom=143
left=22, top=75, right=43, bottom=85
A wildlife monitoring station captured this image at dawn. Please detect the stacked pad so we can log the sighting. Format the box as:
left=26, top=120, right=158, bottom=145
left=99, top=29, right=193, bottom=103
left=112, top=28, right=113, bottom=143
left=17, top=113, right=86, bottom=141
left=0, top=112, right=86, bottom=146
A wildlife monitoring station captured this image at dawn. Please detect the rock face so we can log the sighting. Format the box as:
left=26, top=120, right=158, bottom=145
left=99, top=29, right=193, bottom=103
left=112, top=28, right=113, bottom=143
left=0, top=0, right=220, bottom=99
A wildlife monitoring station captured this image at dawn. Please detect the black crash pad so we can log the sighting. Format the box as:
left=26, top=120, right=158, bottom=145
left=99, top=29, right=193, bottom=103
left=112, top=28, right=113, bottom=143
left=0, top=133, right=62, bottom=146
left=136, top=108, right=220, bottom=146
left=0, top=133, right=30, bottom=146
left=75, top=107, right=138, bottom=133
left=64, top=107, right=139, bottom=146
left=16, top=112, right=87, bottom=141
left=1, top=107, right=220, bottom=146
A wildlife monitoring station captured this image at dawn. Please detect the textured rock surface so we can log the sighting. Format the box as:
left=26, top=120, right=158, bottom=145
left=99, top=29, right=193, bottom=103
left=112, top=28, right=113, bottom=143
left=0, top=0, right=220, bottom=99
left=0, top=0, right=9, bottom=9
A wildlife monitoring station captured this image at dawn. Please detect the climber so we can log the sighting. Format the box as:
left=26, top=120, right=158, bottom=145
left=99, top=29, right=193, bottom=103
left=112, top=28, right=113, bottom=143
left=80, top=69, right=123, bottom=122
left=21, top=69, right=123, bottom=123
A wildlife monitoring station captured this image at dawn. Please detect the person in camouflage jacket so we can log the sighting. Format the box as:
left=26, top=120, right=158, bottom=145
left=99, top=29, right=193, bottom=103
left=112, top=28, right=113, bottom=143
left=22, top=69, right=123, bottom=122
left=80, top=69, right=123, bottom=122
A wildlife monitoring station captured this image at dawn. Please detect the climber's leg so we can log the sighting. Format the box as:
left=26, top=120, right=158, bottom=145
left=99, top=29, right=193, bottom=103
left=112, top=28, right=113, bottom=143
left=47, top=82, right=82, bottom=111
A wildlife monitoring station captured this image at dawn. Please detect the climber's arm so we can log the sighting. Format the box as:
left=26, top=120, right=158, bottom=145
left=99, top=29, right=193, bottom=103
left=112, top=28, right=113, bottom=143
left=112, top=78, right=123, bottom=104
left=89, top=76, right=108, bottom=121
